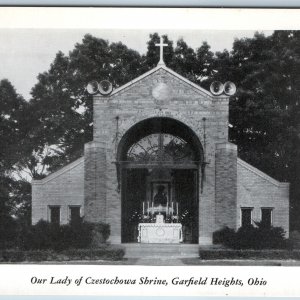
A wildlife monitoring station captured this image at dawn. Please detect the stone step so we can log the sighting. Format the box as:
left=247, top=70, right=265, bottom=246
left=123, top=243, right=199, bottom=258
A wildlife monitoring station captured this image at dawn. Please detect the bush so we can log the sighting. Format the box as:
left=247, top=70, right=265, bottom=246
left=90, top=223, right=110, bottom=248
left=288, top=231, right=300, bottom=249
left=0, top=250, right=25, bottom=262
left=62, top=247, right=124, bottom=261
left=213, top=227, right=235, bottom=245
left=18, top=220, right=110, bottom=251
left=199, top=249, right=300, bottom=260
left=213, top=223, right=287, bottom=250
left=0, top=247, right=125, bottom=262
left=0, top=216, right=18, bottom=249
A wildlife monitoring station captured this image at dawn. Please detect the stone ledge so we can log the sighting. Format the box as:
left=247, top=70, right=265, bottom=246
left=216, top=142, right=237, bottom=151
left=84, top=141, right=106, bottom=149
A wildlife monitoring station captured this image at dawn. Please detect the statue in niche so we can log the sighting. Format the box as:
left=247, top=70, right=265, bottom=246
left=154, top=185, right=168, bottom=206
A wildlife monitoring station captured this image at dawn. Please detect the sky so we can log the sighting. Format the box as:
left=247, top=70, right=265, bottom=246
left=0, top=29, right=272, bottom=101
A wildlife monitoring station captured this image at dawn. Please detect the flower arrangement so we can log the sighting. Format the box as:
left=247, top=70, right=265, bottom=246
left=179, top=210, right=193, bottom=226
left=140, top=214, right=156, bottom=223
left=165, top=215, right=179, bottom=223
left=129, top=211, right=143, bottom=223
left=129, top=209, right=192, bottom=224
left=129, top=211, right=156, bottom=223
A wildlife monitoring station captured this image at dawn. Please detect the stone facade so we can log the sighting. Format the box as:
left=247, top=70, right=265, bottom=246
left=32, top=158, right=84, bottom=225
left=237, top=158, right=289, bottom=234
left=32, top=64, right=290, bottom=243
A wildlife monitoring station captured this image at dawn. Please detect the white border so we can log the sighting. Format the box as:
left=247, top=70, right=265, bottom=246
left=0, top=8, right=300, bottom=30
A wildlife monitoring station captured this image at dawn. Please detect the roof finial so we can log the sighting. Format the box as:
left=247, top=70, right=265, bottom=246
left=155, top=36, right=168, bottom=66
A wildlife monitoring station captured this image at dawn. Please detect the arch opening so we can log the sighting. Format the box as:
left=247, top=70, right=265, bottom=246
left=118, top=117, right=203, bottom=165
left=118, top=117, right=202, bottom=244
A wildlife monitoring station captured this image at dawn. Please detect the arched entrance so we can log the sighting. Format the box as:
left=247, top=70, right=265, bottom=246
left=117, top=117, right=203, bottom=244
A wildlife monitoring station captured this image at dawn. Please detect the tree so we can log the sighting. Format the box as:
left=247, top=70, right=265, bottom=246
left=195, top=41, right=215, bottom=87
left=0, top=79, right=30, bottom=246
left=172, top=38, right=198, bottom=83
left=27, top=34, right=144, bottom=178
left=212, top=31, right=300, bottom=230
left=0, top=79, right=28, bottom=172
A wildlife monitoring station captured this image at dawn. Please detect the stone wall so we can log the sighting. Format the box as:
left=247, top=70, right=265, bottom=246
left=31, top=158, right=84, bottom=224
left=237, top=158, right=289, bottom=236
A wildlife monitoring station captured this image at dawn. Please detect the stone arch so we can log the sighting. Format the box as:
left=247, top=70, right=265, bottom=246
left=118, top=116, right=203, bottom=244
left=117, top=109, right=201, bottom=143
left=117, top=116, right=204, bottom=164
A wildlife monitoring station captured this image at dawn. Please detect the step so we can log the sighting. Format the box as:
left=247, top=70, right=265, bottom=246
left=123, top=243, right=199, bottom=258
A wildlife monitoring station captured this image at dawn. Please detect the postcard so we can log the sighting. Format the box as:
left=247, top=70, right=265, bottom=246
left=0, top=7, right=300, bottom=296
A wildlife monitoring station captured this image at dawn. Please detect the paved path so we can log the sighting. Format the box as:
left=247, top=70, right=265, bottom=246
left=135, top=257, right=185, bottom=265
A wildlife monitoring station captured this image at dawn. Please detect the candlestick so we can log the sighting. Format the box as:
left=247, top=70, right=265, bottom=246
left=176, top=202, right=179, bottom=215
left=143, top=202, right=145, bottom=215
left=147, top=201, right=150, bottom=215
left=172, top=202, right=174, bottom=215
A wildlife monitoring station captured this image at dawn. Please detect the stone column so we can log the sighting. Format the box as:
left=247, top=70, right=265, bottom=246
left=215, top=142, right=238, bottom=230
left=84, top=141, right=107, bottom=223
left=105, top=154, right=122, bottom=244
left=198, top=163, right=215, bottom=245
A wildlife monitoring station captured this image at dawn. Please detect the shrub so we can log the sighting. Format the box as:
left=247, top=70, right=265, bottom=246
left=213, top=223, right=287, bottom=250
left=232, top=225, right=260, bottom=249
left=289, top=230, right=300, bottom=249
left=0, top=216, right=18, bottom=249
left=0, top=247, right=125, bottom=262
left=0, top=250, right=25, bottom=262
left=199, top=249, right=300, bottom=260
left=62, top=247, right=124, bottom=261
left=213, top=227, right=235, bottom=245
left=18, top=220, right=110, bottom=251
left=90, top=223, right=110, bottom=248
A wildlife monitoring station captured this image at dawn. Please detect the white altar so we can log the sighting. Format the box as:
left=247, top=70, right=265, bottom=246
left=138, top=223, right=183, bottom=243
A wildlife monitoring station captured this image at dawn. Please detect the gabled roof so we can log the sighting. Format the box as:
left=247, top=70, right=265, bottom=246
left=32, top=157, right=84, bottom=185
left=237, top=158, right=289, bottom=188
left=100, top=65, right=227, bottom=99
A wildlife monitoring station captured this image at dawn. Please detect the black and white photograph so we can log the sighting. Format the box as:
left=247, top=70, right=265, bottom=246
left=1, top=8, right=300, bottom=275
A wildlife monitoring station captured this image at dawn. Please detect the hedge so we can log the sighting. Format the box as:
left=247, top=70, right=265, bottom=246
left=213, top=223, right=288, bottom=249
left=0, top=246, right=125, bottom=263
left=199, top=249, right=300, bottom=260
left=17, top=220, right=110, bottom=251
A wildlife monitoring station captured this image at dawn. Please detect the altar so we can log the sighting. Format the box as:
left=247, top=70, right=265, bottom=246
left=138, top=223, right=183, bottom=243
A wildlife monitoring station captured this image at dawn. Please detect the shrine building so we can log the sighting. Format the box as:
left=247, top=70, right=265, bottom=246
left=32, top=38, right=290, bottom=246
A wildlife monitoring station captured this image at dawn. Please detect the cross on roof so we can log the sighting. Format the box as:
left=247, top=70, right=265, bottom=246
left=155, top=36, right=168, bottom=66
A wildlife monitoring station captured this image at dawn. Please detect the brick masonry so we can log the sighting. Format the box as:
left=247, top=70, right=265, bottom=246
left=215, top=142, right=238, bottom=230
left=31, top=65, right=290, bottom=243
left=32, top=158, right=84, bottom=224
left=237, top=158, right=289, bottom=236
left=84, top=141, right=107, bottom=223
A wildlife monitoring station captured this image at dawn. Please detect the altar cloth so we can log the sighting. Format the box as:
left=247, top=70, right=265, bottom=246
left=138, top=223, right=183, bottom=243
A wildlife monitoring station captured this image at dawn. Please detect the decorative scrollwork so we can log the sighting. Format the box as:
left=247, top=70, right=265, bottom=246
left=126, top=133, right=196, bottom=164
